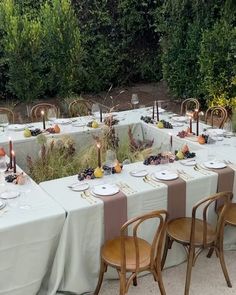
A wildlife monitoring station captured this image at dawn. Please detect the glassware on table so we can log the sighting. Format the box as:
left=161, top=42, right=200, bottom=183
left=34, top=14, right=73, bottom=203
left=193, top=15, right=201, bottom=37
left=91, top=103, right=100, bottom=120
left=47, top=108, right=57, bottom=122
left=0, top=156, right=7, bottom=185
left=19, top=191, right=31, bottom=210
left=131, top=94, right=139, bottom=108
left=0, top=114, right=9, bottom=132
left=104, top=150, right=117, bottom=175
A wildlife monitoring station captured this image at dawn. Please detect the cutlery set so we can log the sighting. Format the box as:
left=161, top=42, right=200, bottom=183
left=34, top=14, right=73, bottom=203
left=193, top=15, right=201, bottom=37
left=80, top=190, right=97, bottom=205
left=117, top=182, right=136, bottom=195
left=143, top=175, right=161, bottom=188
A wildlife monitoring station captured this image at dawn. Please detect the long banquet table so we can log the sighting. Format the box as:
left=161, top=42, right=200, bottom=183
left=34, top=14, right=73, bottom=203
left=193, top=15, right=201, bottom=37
left=0, top=107, right=236, bottom=295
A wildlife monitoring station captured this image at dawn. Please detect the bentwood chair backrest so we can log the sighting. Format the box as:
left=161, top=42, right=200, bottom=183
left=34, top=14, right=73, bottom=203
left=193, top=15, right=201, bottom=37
left=189, top=191, right=232, bottom=248
left=30, top=103, right=60, bottom=122
left=0, top=107, right=14, bottom=124
left=205, top=106, right=228, bottom=129
left=180, top=98, right=200, bottom=115
left=68, top=99, right=92, bottom=117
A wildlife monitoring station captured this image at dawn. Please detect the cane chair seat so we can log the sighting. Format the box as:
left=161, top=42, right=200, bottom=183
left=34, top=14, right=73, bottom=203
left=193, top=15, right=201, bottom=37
left=217, top=203, right=236, bottom=226
left=102, top=236, right=151, bottom=271
left=167, top=217, right=216, bottom=246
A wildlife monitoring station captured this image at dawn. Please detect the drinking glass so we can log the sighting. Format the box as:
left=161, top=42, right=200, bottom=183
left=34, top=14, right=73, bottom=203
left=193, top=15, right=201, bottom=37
left=47, top=108, right=57, bottom=122
left=0, top=156, right=7, bottom=185
left=131, top=94, right=139, bottom=109
left=104, top=150, right=116, bottom=175
left=91, top=103, right=100, bottom=120
left=0, top=114, right=9, bottom=132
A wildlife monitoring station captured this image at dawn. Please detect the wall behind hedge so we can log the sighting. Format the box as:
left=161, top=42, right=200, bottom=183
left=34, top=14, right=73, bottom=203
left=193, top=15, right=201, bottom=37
left=0, top=0, right=235, bottom=107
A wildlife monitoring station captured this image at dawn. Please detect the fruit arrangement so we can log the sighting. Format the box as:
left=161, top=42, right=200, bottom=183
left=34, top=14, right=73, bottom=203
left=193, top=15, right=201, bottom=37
left=87, top=121, right=99, bottom=128
left=143, top=153, right=175, bottom=165
left=175, top=144, right=196, bottom=160
left=140, top=116, right=154, bottom=124
left=198, top=134, right=209, bottom=144
left=78, top=168, right=95, bottom=181
left=24, top=128, right=42, bottom=137
left=177, top=130, right=189, bottom=138
left=5, top=172, right=27, bottom=184
left=103, top=162, right=123, bottom=174
left=104, top=117, right=119, bottom=126
left=157, top=120, right=173, bottom=129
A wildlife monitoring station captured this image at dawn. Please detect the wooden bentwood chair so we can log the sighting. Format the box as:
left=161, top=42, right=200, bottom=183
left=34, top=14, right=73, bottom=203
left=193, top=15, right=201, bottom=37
left=205, top=106, right=228, bottom=129
left=68, top=99, right=92, bottom=117
left=180, top=98, right=200, bottom=115
left=161, top=192, right=233, bottom=295
left=30, top=103, right=60, bottom=122
left=0, top=107, right=14, bottom=124
left=217, top=203, right=236, bottom=228
left=94, top=210, right=168, bottom=295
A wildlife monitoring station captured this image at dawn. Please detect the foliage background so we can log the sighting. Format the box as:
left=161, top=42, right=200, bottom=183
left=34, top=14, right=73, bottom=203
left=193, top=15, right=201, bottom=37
left=0, top=0, right=235, bottom=107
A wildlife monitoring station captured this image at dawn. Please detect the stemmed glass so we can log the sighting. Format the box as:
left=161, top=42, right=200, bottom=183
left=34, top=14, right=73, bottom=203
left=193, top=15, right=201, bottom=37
left=131, top=94, right=139, bottom=109
left=0, top=156, right=7, bottom=186
left=91, top=103, right=100, bottom=120
left=47, top=108, right=57, bottom=122
left=0, top=114, right=9, bottom=133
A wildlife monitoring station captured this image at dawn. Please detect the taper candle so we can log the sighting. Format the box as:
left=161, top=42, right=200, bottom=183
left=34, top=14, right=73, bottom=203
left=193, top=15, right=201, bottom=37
left=169, top=133, right=173, bottom=149
left=9, top=137, right=13, bottom=169
left=99, top=105, right=103, bottom=123
left=41, top=110, right=46, bottom=129
left=195, top=109, right=199, bottom=136
left=152, top=101, right=155, bottom=119
left=97, top=142, right=101, bottom=168
left=156, top=101, right=159, bottom=121
left=189, top=116, right=192, bottom=133
left=12, top=150, right=16, bottom=173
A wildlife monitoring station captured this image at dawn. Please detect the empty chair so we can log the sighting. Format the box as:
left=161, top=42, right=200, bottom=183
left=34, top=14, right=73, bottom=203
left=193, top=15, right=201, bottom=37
left=217, top=203, right=236, bottom=227
left=161, top=192, right=232, bottom=295
left=0, top=107, right=14, bottom=124
left=68, top=99, right=92, bottom=117
left=180, top=98, right=200, bottom=115
left=30, top=103, right=60, bottom=122
left=205, top=106, right=228, bottom=129
left=94, top=210, right=168, bottom=295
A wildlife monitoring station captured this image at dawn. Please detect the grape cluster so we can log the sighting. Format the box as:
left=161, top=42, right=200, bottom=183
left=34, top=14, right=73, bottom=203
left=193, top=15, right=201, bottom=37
left=140, top=116, right=154, bottom=124
left=87, top=121, right=93, bottom=127
left=103, top=164, right=123, bottom=174
left=185, top=151, right=196, bottom=158
left=104, top=117, right=119, bottom=126
left=177, top=130, right=188, bottom=138
left=78, top=168, right=95, bottom=181
left=5, top=174, right=17, bottom=183
left=143, top=154, right=161, bottom=165
left=46, top=127, right=56, bottom=134
left=201, top=134, right=209, bottom=143
left=160, top=120, right=173, bottom=129
left=30, top=128, right=42, bottom=136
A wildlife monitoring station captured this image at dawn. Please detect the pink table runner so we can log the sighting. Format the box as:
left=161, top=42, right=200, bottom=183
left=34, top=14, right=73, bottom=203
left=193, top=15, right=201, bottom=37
left=98, top=191, right=127, bottom=241
left=161, top=178, right=186, bottom=220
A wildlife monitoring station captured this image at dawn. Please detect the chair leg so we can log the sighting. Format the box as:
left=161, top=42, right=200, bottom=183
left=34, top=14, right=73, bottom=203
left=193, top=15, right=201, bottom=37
left=119, top=272, right=126, bottom=295
left=217, top=245, right=232, bottom=288
left=133, top=276, right=137, bottom=286
left=155, top=266, right=166, bottom=295
left=207, top=247, right=214, bottom=258
left=161, top=236, right=172, bottom=270
left=184, top=246, right=195, bottom=295
left=94, top=260, right=106, bottom=295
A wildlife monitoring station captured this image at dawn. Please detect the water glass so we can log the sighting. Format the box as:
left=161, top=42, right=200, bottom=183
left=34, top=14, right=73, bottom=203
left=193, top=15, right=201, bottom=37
left=0, top=156, right=7, bottom=185
left=0, top=114, right=9, bottom=132
left=131, top=94, right=139, bottom=108
left=47, top=108, right=57, bottom=122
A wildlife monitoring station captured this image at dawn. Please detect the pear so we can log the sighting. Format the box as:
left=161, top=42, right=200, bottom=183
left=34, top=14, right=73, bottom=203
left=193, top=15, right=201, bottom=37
left=176, top=150, right=184, bottom=160
left=94, top=167, right=103, bottom=178
left=24, top=128, right=32, bottom=138
left=157, top=121, right=164, bottom=128
left=92, top=121, right=99, bottom=128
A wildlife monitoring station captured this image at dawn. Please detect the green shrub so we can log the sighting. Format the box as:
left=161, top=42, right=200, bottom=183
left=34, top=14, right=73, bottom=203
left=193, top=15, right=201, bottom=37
left=40, top=0, right=82, bottom=96
left=199, top=21, right=236, bottom=108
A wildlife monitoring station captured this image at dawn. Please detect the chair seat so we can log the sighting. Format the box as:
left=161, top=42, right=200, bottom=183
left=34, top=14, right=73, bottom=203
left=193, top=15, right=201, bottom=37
left=218, top=204, right=236, bottom=226
left=102, top=236, right=151, bottom=271
left=167, top=217, right=216, bottom=246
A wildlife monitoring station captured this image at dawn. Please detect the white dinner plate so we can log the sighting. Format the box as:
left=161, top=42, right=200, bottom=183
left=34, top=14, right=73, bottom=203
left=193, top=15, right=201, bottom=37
left=206, top=129, right=224, bottom=136
left=203, top=161, right=226, bottom=169
left=8, top=124, right=26, bottom=131
left=130, top=170, right=148, bottom=177
left=92, top=184, right=119, bottom=196
left=54, top=118, right=72, bottom=125
left=70, top=183, right=89, bottom=192
left=172, top=116, right=187, bottom=122
left=0, top=190, right=20, bottom=199
left=180, top=159, right=197, bottom=166
left=171, top=122, right=184, bottom=127
left=153, top=170, right=178, bottom=181
left=0, top=199, right=6, bottom=209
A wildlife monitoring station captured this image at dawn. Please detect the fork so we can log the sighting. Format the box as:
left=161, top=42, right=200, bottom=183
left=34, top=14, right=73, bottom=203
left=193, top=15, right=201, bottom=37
left=80, top=192, right=93, bottom=205
left=143, top=176, right=161, bottom=188
left=84, top=190, right=97, bottom=203
left=194, top=166, right=210, bottom=176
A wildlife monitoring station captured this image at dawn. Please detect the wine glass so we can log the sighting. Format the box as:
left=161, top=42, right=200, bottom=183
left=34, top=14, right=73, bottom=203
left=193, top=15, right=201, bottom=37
left=131, top=94, right=139, bottom=109
left=0, top=114, right=9, bottom=133
left=91, top=103, right=100, bottom=120
left=104, top=150, right=117, bottom=175
left=0, top=156, right=7, bottom=186
left=47, top=108, right=57, bottom=122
